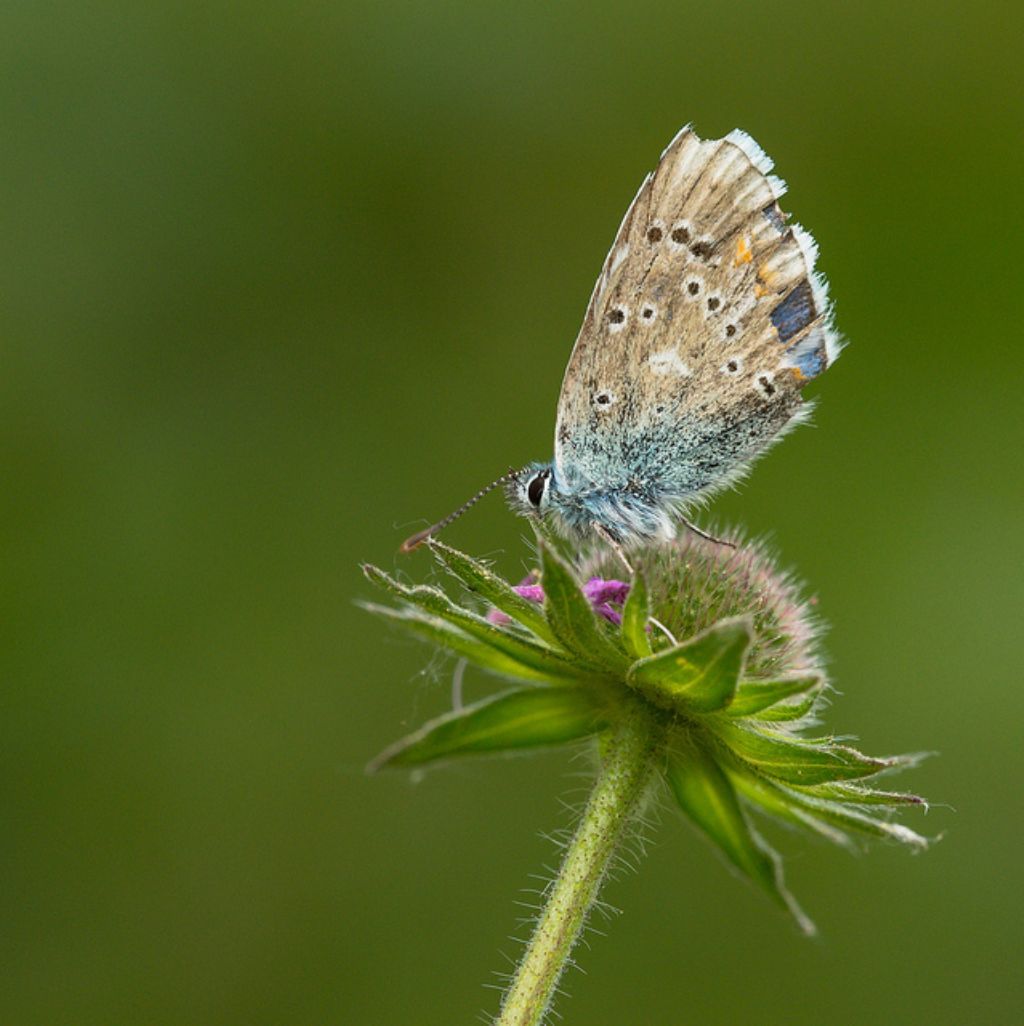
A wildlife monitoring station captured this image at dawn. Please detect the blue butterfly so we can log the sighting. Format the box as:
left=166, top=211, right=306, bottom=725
left=403, top=126, right=841, bottom=557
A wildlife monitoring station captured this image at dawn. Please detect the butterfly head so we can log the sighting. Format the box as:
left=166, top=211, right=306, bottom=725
left=506, top=461, right=556, bottom=521
left=506, top=461, right=669, bottom=545
left=507, top=460, right=603, bottom=541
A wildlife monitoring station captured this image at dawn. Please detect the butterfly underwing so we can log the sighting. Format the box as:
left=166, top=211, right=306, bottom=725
left=505, top=124, right=842, bottom=545
left=401, top=125, right=841, bottom=554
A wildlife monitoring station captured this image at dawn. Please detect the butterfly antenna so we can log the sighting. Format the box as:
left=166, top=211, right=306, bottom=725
left=400, top=469, right=521, bottom=552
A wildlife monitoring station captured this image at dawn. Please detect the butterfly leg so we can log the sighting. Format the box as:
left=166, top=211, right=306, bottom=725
left=590, top=522, right=634, bottom=576
left=679, top=515, right=736, bottom=550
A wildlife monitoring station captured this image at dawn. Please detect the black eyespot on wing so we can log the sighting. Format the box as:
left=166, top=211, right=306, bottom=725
left=647, top=226, right=663, bottom=242
left=671, top=226, right=690, bottom=244
left=608, top=307, right=625, bottom=324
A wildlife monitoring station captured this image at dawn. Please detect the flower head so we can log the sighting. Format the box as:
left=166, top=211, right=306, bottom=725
left=362, top=532, right=929, bottom=933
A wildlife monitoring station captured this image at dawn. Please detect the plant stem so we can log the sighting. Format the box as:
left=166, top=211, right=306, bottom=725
left=495, top=705, right=661, bottom=1026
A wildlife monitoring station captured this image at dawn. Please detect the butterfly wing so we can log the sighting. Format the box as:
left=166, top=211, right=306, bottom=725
left=553, top=126, right=841, bottom=506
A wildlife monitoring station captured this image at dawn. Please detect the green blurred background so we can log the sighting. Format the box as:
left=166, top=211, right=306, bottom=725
left=3, top=1, right=1022, bottom=1023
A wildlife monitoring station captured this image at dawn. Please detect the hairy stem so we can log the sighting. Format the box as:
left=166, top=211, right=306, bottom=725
left=495, top=705, right=661, bottom=1026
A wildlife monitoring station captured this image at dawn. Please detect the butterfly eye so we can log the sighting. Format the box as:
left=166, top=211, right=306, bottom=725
left=527, top=473, right=548, bottom=507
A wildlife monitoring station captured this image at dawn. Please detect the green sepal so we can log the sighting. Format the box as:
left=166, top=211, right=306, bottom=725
left=620, top=569, right=652, bottom=660
left=727, top=768, right=853, bottom=847
left=627, top=616, right=752, bottom=713
left=665, top=736, right=814, bottom=935
left=367, top=684, right=608, bottom=771
left=728, top=674, right=824, bottom=718
left=754, top=693, right=820, bottom=722
left=798, top=782, right=927, bottom=807
left=778, top=784, right=930, bottom=849
left=362, top=566, right=587, bottom=683
left=427, top=540, right=558, bottom=647
left=731, top=769, right=929, bottom=850
left=716, top=721, right=896, bottom=785
left=361, top=603, right=567, bottom=683
left=539, top=543, right=629, bottom=672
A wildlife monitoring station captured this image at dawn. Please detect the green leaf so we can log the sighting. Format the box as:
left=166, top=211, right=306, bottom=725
left=716, top=721, right=896, bottom=785
left=540, top=543, right=629, bottom=672
left=368, top=685, right=608, bottom=771
left=427, top=541, right=558, bottom=646
left=666, top=737, right=814, bottom=935
left=728, top=674, right=824, bottom=718
left=627, top=617, right=752, bottom=713
left=620, top=569, right=652, bottom=659
left=363, top=565, right=588, bottom=683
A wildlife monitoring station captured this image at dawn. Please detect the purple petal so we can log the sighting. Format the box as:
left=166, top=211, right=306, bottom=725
left=583, top=577, right=630, bottom=625
left=583, top=578, right=631, bottom=607
left=487, top=576, right=630, bottom=628
left=513, top=584, right=546, bottom=604
left=486, top=582, right=545, bottom=625
left=592, top=604, right=623, bottom=626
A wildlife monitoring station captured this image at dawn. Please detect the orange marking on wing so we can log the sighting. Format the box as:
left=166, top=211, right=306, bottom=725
left=734, top=237, right=753, bottom=266
left=754, top=263, right=781, bottom=296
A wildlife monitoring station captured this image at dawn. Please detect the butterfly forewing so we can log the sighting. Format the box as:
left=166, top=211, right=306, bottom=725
left=553, top=126, right=840, bottom=505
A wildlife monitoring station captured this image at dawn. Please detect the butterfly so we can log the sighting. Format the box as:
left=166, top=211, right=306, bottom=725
left=402, top=125, right=841, bottom=557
